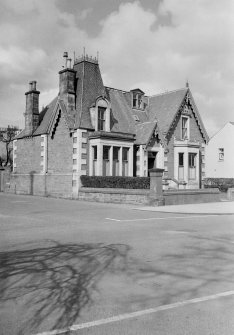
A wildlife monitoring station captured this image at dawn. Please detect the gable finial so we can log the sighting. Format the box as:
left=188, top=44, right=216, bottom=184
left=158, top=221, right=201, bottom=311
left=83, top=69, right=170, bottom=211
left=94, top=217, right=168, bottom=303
left=186, top=79, right=189, bottom=88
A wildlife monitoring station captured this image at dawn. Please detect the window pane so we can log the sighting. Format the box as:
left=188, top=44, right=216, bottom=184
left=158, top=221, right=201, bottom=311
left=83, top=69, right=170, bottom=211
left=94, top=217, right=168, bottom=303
left=132, top=93, right=142, bottom=109
left=182, top=117, right=187, bottom=128
left=113, top=147, right=119, bottom=160
left=98, top=107, right=106, bottom=131
left=122, top=147, right=129, bottom=161
left=93, top=146, right=97, bottom=160
left=133, top=93, right=137, bottom=107
left=182, top=117, right=188, bottom=139
left=103, top=146, right=110, bottom=160
left=189, top=153, right=196, bottom=167
left=219, top=148, right=224, bottom=160
left=189, top=153, right=196, bottom=179
left=179, top=153, right=184, bottom=166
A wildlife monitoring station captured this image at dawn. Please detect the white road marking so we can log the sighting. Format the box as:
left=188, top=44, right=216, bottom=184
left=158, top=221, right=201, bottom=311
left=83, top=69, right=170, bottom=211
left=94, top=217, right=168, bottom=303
left=105, top=214, right=220, bottom=222
left=34, top=290, right=234, bottom=335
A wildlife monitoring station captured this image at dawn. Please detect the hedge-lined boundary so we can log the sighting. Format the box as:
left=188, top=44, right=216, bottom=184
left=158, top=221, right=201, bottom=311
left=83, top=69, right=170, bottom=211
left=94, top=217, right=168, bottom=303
left=80, top=176, right=150, bottom=189
left=204, top=178, right=234, bottom=192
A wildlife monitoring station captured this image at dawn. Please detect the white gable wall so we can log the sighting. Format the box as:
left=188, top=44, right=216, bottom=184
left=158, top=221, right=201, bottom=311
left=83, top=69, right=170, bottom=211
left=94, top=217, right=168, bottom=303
left=206, top=123, right=234, bottom=178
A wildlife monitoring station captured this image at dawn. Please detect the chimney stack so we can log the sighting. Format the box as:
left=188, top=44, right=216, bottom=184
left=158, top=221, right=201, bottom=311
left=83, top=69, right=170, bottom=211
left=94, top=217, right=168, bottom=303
left=59, top=52, right=76, bottom=118
left=25, top=80, right=40, bottom=135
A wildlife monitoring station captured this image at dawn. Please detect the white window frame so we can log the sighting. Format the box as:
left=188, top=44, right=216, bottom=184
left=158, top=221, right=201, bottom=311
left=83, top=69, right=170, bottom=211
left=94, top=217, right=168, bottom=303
left=188, top=152, right=197, bottom=180
left=218, top=148, right=224, bottom=161
left=132, top=92, right=143, bottom=109
left=178, top=152, right=184, bottom=180
left=181, top=116, right=189, bottom=140
left=97, top=107, right=106, bottom=131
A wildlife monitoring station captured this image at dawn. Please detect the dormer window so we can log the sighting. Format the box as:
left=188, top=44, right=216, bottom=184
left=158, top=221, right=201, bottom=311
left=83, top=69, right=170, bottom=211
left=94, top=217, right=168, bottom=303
left=90, top=98, right=110, bottom=132
left=133, top=92, right=142, bottom=109
left=98, top=107, right=106, bottom=131
left=131, top=88, right=145, bottom=110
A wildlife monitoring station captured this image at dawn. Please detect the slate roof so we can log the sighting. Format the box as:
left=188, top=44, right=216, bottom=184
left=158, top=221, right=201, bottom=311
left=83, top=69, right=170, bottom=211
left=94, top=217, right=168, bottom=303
left=105, top=87, right=136, bottom=135
left=17, top=59, right=208, bottom=145
left=148, top=88, right=188, bottom=134
left=135, top=122, right=157, bottom=145
left=34, top=96, right=58, bottom=136
left=16, top=96, right=58, bottom=139
left=74, top=60, right=105, bottom=129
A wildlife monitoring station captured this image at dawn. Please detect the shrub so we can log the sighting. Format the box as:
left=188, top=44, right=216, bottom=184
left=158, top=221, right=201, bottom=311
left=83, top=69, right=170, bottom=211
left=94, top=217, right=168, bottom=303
left=80, top=176, right=150, bottom=189
left=203, top=178, right=234, bottom=192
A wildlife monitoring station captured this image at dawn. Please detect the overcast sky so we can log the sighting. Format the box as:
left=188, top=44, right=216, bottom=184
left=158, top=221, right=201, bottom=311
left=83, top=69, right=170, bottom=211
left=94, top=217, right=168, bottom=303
left=0, top=0, right=233, bottom=136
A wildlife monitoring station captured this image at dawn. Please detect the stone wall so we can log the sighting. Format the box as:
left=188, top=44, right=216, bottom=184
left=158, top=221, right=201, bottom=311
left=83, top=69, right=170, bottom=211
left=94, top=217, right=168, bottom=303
left=3, top=170, right=221, bottom=206
left=6, top=173, right=73, bottom=198
left=164, top=188, right=220, bottom=205
left=78, top=187, right=150, bottom=205
left=15, top=136, right=42, bottom=173
left=78, top=187, right=220, bottom=206
left=47, top=113, right=73, bottom=173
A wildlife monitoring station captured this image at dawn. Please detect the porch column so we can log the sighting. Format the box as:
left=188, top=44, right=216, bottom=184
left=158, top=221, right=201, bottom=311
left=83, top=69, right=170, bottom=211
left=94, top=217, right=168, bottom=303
left=129, top=145, right=133, bottom=176
left=184, top=151, right=188, bottom=183
left=97, top=143, right=103, bottom=176
left=109, top=146, right=113, bottom=176
left=139, top=145, right=144, bottom=176
left=119, top=147, right=123, bottom=176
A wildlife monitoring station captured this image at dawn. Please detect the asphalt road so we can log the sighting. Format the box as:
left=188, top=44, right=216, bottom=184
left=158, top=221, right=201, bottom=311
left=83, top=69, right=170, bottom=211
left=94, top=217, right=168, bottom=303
left=0, top=193, right=234, bottom=335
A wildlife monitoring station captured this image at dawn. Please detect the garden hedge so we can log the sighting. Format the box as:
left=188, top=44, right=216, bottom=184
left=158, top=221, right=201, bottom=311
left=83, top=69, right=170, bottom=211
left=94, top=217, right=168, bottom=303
left=80, top=176, right=150, bottom=189
left=203, top=178, right=234, bottom=192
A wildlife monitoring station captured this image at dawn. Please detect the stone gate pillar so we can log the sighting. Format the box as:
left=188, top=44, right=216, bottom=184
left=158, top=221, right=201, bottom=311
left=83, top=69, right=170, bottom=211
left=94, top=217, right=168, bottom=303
left=149, top=168, right=165, bottom=206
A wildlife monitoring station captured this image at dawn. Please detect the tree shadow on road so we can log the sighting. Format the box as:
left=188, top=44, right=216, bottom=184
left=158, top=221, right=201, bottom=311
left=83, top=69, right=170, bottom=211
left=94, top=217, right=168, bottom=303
left=1, top=234, right=234, bottom=335
left=0, top=241, right=131, bottom=334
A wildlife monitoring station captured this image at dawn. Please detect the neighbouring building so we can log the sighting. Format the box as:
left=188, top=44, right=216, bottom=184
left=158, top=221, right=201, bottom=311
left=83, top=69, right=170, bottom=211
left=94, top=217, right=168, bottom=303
left=12, top=53, right=209, bottom=198
left=206, top=122, right=234, bottom=178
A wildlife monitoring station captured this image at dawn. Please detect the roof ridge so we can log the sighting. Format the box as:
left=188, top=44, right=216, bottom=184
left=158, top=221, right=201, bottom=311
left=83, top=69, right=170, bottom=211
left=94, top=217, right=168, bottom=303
left=149, top=87, right=187, bottom=98
left=136, top=121, right=156, bottom=125
left=105, top=86, right=129, bottom=94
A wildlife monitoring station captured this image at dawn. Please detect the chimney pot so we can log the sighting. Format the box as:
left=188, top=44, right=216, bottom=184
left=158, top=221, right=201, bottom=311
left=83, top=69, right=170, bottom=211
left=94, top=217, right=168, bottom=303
left=32, top=81, right=37, bottom=90
left=29, top=81, right=37, bottom=91
left=68, top=58, right=72, bottom=68
left=29, top=81, right=33, bottom=91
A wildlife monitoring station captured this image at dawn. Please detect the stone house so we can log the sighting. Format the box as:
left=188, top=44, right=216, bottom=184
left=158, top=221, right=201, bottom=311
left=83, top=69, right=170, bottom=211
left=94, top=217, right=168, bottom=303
left=13, top=54, right=208, bottom=198
left=206, top=122, right=234, bottom=178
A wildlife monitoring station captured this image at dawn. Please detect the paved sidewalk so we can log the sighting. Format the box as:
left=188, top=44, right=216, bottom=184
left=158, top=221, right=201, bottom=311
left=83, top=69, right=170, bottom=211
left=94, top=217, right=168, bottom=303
left=136, top=201, right=234, bottom=215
